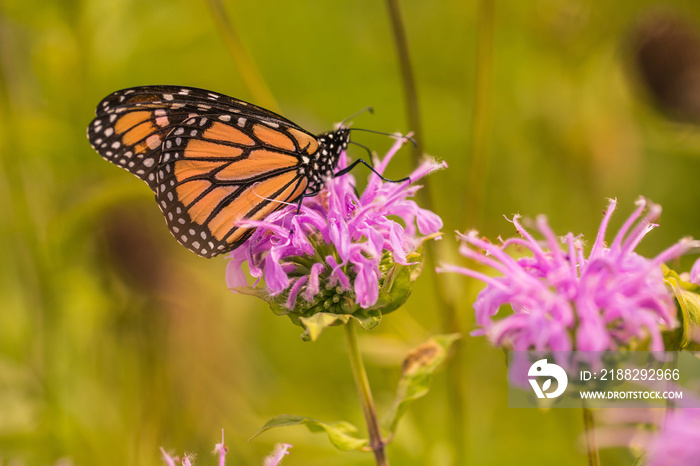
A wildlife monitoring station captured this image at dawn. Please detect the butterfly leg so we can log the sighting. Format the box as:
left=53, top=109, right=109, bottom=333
left=334, top=159, right=411, bottom=183
left=288, top=189, right=321, bottom=237
left=295, top=189, right=321, bottom=214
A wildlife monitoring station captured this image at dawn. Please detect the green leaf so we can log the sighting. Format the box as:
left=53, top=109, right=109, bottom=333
left=297, top=309, right=382, bottom=341
left=350, top=308, right=382, bottom=331
left=384, top=333, right=461, bottom=435
left=378, top=252, right=424, bottom=314
left=299, top=313, right=350, bottom=341
left=250, top=414, right=368, bottom=451
left=231, top=285, right=268, bottom=299
left=663, top=265, right=700, bottom=350
left=339, top=295, right=362, bottom=315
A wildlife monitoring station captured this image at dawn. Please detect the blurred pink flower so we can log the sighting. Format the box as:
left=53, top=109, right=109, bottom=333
left=438, top=197, right=698, bottom=351
left=160, top=431, right=290, bottom=466
left=160, top=447, right=195, bottom=466
left=263, top=443, right=292, bottom=466
left=645, top=405, right=700, bottom=466
left=690, top=257, right=700, bottom=285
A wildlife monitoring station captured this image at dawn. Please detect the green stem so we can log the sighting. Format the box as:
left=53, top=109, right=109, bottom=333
left=385, top=1, right=467, bottom=460
left=384, top=0, right=424, bottom=171
left=385, top=0, right=460, bottom=333
left=344, top=321, right=388, bottom=466
left=582, top=404, right=600, bottom=466
left=466, top=0, right=495, bottom=226
left=205, top=0, right=280, bottom=112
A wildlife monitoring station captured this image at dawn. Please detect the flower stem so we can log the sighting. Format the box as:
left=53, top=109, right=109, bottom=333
left=384, top=0, right=423, bottom=171
left=384, top=3, right=467, bottom=460
left=466, top=0, right=495, bottom=226
left=344, top=320, right=388, bottom=466
left=205, top=0, right=280, bottom=113
left=582, top=404, right=600, bottom=466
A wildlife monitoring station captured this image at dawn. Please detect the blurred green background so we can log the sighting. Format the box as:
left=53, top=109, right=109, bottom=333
left=2, top=0, right=700, bottom=464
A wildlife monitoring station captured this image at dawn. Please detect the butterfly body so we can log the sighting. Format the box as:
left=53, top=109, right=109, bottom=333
left=88, top=85, right=349, bottom=258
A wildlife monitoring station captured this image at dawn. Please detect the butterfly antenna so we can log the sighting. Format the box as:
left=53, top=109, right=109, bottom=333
left=348, top=128, right=417, bottom=147
left=339, top=107, right=374, bottom=127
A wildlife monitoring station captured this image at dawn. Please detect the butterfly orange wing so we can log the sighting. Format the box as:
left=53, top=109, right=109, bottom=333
left=88, top=86, right=320, bottom=257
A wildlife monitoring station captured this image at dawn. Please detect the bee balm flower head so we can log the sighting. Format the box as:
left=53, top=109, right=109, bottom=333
left=227, top=137, right=445, bottom=339
left=438, top=198, right=697, bottom=352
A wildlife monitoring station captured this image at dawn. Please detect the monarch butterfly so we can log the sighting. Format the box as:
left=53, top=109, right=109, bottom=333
left=87, top=85, right=402, bottom=258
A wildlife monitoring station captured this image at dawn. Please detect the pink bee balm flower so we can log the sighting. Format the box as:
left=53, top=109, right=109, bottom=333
left=226, top=137, right=444, bottom=332
left=645, top=405, right=700, bottom=466
left=263, top=443, right=292, bottom=466
left=160, top=431, right=291, bottom=466
left=438, top=197, right=698, bottom=352
left=690, top=257, right=700, bottom=285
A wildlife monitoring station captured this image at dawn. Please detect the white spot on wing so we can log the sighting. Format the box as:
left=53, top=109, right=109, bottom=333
left=146, top=135, right=161, bottom=150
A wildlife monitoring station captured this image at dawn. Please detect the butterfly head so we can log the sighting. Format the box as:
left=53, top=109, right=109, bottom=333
left=306, top=127, right=350, bottom=191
